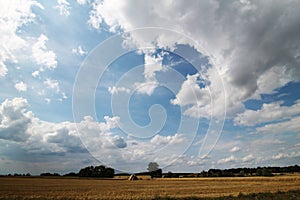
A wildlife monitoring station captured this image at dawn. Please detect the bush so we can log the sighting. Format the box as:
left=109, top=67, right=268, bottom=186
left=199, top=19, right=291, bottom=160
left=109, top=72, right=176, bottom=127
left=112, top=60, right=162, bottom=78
left=78, top=165, right=114, bottom=178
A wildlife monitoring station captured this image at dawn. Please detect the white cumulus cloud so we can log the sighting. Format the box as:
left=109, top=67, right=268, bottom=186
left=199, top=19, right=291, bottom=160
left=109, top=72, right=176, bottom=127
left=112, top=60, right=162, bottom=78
left=77, top=0, right=88, bottom=5
left=54, top=0, right=71, bottom=16
left=235, top=100, right=300, bottom=126
left=256, top=116, right=300, bottom=134
left=14, top=81, right=27, bottom=92
left=171, top=73, right=212, bottom=119
left=150, top=133, right=185, bottom=146
left=171, top=73, right=209, bottom=107
left=108, top=86, right=130, bottom=95
left=135, top=81, right=159, bottom=96
left=0, top=98, right=33, bottom=141
left=242, top=154, right=254, bottom=162
left=0, top=0, right=44, bottom=76
left=44, top=78, right=60, bottom=93
left=32, top=34, right=57, bottom=70
left=230, top=146, right=241, bottom=153
left=217, top=155, right=237, bottom=164
left=272, top=152, right=300, bottom=160
left=88, top=0, right=300, bottom=118
left=72, top=45, right=87, bottom=56
left=31, top=70, right=40, bottom=78
left=135, top=52, right=166, bottom=96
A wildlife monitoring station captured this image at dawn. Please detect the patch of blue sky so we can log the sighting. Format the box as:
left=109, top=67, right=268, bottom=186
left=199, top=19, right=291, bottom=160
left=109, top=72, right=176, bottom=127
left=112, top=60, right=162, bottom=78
left=244, top=81, right=300, bottom=111
left=128, top=86, right=181, bottom=136
left=94, top=51, right=144, bottom=119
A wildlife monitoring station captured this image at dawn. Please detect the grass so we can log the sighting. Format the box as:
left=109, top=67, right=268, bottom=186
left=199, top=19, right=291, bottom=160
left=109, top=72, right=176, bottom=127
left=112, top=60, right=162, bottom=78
left=0, top=174, right=299, bottom=199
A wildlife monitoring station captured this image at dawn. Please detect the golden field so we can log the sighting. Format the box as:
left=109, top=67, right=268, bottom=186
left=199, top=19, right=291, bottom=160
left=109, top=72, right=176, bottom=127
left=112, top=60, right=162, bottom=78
left=0, top=174, right=299, bottom=199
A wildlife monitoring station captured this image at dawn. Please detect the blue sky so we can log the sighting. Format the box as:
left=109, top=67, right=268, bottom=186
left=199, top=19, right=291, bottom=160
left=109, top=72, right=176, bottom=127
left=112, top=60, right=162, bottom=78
left=0, top=0, right=300, bottom=174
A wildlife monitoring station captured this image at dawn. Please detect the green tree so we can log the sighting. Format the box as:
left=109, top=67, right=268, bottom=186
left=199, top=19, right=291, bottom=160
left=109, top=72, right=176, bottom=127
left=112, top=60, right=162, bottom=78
left=257, top=167, right=273, bottom=176
left=147, top=162, right=159, bottom=172
left=78, top=165, right=114, bottom=178
left=147, top=162, right=162, bottom=178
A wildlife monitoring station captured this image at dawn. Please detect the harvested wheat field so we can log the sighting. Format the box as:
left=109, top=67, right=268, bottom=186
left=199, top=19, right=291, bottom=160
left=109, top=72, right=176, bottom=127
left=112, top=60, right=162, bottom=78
left=0, top=175, right=299, bottom=199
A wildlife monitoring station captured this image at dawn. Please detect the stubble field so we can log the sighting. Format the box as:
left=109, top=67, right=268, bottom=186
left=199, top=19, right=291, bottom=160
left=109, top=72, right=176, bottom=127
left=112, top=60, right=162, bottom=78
left=0, top=175, right=299, bottom=199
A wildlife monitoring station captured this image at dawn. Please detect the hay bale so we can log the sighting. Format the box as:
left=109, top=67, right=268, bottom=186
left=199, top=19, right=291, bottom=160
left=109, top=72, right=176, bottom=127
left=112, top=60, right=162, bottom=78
left=128, top=174, right=138, bottom=180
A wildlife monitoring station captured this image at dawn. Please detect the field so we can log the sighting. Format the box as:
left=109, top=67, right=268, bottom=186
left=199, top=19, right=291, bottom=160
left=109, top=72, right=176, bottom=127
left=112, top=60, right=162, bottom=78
left=0, top=175, right=299, bottom=199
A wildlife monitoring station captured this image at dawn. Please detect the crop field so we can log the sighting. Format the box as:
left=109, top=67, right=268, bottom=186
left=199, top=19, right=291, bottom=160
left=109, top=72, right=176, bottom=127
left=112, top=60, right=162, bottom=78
left=0, top=175, right=299, bottom=199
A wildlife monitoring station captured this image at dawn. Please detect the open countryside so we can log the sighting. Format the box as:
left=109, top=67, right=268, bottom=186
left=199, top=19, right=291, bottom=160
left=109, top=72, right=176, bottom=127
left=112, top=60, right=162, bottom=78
left=0, top=174, right=300, bottom=199
left=1, top=1, right=300, bottom=199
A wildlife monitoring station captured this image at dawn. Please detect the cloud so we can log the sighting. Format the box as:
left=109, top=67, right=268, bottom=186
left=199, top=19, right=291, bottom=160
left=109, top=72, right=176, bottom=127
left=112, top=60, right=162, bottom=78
left=100, top=116, right=120, bottom=132
left=218, top=154, right=254, bottom=164
left=242, top=154, right=254, bottom=162
left=143, top=53, right=165, bottom=81
left=234, top=100, right=300, bottom=126
left=108, top=86, right=130, bottom=95
left=1, top=97, right=297, bottom=172
left=45, top=98, right=51, bottom=104
left=230, top=146, right=241, bottom=153
left=0, top=63, right=8, bottom=77
left=32, top=34, right=57, bottom=70
left=272, top=153, right=285, bottom=160
left=135, top=81, right=159, bottom=96
left=88, top=0, right=300, bottom=116
left=272, top=152, right=300, bottom=160
left=44, top=78, right=60, bottom=93
left=25, top=115, right=122, bottom=156
left=31, top=70, right=40, bottom=78
left=171, top=73, right=209, bottom=107
left=61, top=92, right=68, bottom=100
left=46, top=126, right=85, bottom=153
left=0, top=0, right=43, bottom=76
left=255, top=66, right=294, bottom=97
left=135, top=52, right=166, bottom=96
left=39, top=79, right=67, bottom=102
left=150, top=133, right=185, bottom=146
left=77, top=0, right=88, bottom=5
left=217, top=155, right=237, bottom=164
left=54, top=0, right=71, bottom=16
left=110, top=136, right=127, bottom=148
left=14, top=81, right=27, bottom=92
left=0, top=98, right=32, bottom=142
left=72, top=46, right=87, bottom=56
left=256, top=116, right=300, bottom=134
left=0, top=98, right=124, bottom=158
left=75, top=114, right=190, bottom=171
left=171, top=73, right=211, bottom=118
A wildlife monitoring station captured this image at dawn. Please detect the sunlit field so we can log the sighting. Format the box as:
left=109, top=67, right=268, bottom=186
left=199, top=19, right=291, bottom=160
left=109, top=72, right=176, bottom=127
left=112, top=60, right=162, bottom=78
left=0, top=175, right=299, bottom=199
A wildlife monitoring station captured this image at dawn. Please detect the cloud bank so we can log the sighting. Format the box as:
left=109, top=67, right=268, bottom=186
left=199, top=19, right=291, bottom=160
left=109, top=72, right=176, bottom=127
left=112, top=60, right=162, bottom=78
left=89, top=0, right=300, bottom=116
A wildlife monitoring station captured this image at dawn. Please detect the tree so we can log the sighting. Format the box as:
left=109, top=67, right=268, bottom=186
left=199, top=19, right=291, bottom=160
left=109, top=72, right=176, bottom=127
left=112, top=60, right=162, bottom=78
left=78, top=165, right=114, bottom=178
left=147, top=162, right=159, bottom=172
left=79, top=166, right=93, bottom=177
left=63, top=172, right=78, bottom=177
left=147, top=162, right=162, bottom=178
left=257, top=167, right=273, bottom=176
left=40, top=172, right=60, bottom=176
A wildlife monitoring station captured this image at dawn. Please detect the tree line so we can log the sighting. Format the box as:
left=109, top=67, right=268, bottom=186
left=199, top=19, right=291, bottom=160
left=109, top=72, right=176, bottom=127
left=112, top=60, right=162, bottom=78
left=1, top=164, right=299, bottom=178
left=39, top=165, right=115, bottom=178
left=196, top=165, right=300, bottom=177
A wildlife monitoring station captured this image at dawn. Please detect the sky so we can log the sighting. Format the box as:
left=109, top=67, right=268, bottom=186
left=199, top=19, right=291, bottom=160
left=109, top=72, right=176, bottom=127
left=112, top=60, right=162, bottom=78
left=0, top=0, right=300, bottom=174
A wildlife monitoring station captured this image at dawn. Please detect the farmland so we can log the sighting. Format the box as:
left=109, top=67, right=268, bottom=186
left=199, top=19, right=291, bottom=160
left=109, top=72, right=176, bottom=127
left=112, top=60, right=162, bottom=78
left=0, top=174, right=299, bottom=199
